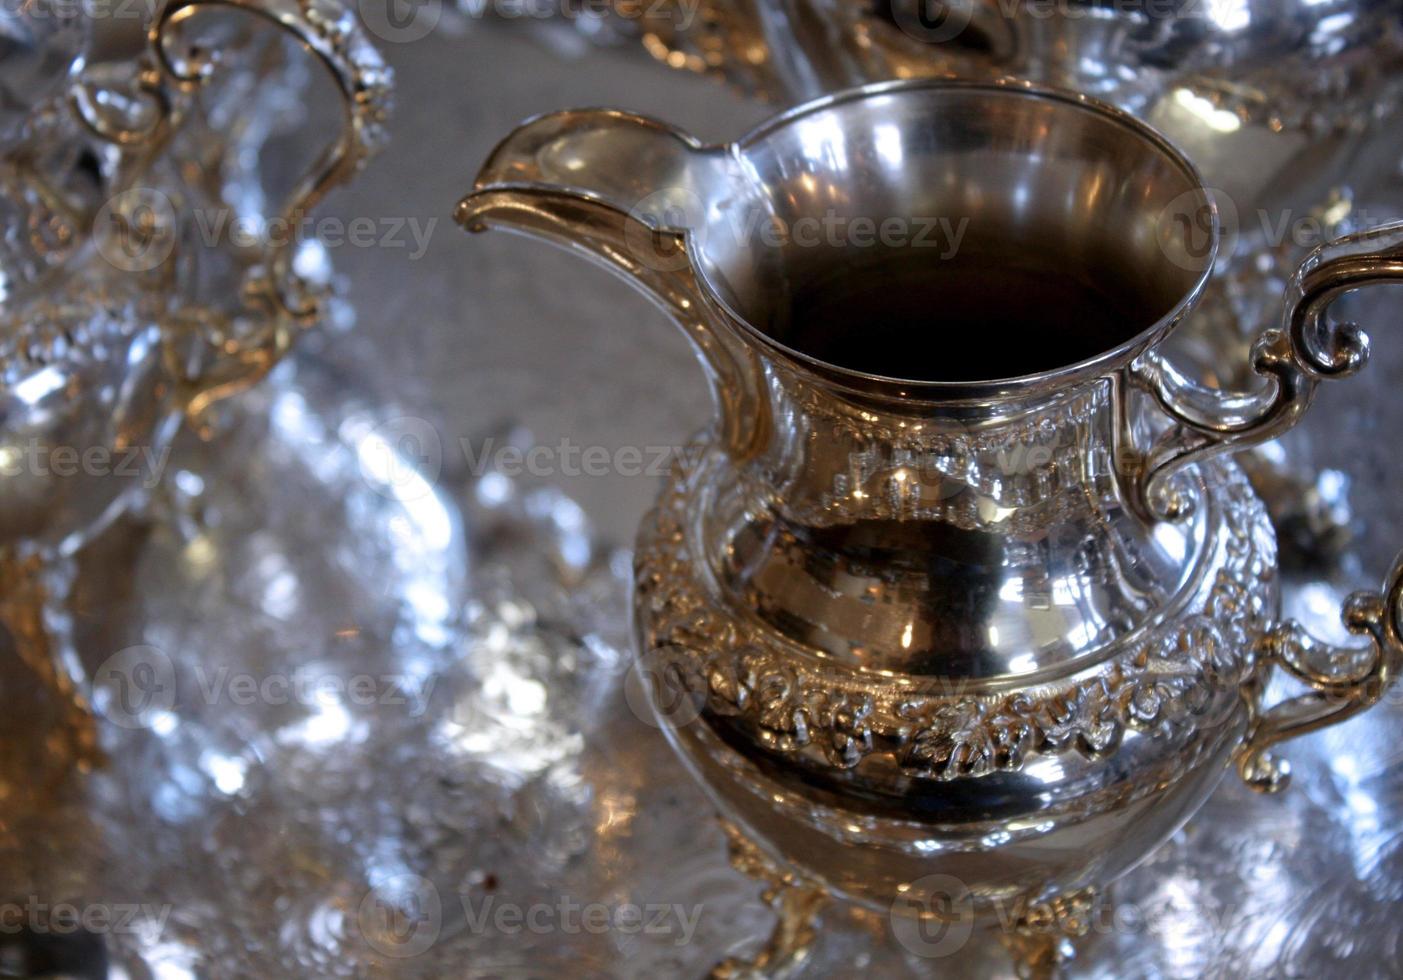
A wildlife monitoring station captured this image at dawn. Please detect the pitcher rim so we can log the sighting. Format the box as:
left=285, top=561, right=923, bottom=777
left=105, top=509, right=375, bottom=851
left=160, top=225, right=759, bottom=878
left=466, top=78, right=1220, bottom=402
left=708, top=77, right=1220, bottom=401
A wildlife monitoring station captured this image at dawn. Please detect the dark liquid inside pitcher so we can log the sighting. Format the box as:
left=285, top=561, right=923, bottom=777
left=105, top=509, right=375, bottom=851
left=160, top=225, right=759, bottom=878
left=770, top=248, right=1150, bottom=383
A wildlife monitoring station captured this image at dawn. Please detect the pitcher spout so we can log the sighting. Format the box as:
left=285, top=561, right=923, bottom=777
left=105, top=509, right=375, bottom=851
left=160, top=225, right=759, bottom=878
left=455, top=110, right=768, bottom=460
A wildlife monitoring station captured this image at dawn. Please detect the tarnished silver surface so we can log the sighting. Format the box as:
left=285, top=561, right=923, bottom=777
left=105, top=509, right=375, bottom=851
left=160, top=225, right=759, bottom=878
left=3, top=17, right=1403, bottom=980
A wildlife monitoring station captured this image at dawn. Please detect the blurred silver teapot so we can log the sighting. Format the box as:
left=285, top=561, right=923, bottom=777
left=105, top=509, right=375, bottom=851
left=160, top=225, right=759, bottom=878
left=636, top=0, right=1403, bottom=207
left=460, top=79, right=1403, bottom=975
left=722, top=1, right=1403, bottom=259
left=2, top=0, right=390, bottom=552
left=0, top=0, right=391, bottom=763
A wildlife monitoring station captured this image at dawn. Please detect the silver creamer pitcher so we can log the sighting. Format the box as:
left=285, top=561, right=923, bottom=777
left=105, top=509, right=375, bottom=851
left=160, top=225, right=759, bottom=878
left=458, top=80, right=1403, bottom=974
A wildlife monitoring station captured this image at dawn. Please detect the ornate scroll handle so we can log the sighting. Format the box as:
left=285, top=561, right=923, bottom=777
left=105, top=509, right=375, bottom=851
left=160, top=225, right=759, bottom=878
left=1129, top=220, right=1403, bottom=792
left=1132, top=221, right=1403, bottom=515
left=1236, top=559, right=1403, bottom=793
left=455, top=109, right=767, bottom=460
left=152, top=0, right=393, bottom=318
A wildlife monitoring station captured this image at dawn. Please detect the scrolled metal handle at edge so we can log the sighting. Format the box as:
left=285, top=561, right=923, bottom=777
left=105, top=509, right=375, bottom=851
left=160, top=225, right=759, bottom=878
left=1132, top=220, right=1403, bottom=517
left=1128, top=219, right=1403, bottom=792
left=152, top=0, right=393, bottom=319
left=1237, top=556, right=1403, bottom=793
left=141, top=0, right=393, bottom=422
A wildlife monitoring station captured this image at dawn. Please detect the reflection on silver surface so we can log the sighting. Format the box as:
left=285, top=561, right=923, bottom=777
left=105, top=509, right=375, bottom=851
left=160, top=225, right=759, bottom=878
left=627, top=0, right=1403, bottom=243
left=0, top=0, right=394, bottom=783
left=0, top=0, right=88, bottom=148
left=621, top=0, right=1403, bottom=562
left=0, top=0, right=392, bottom=558
left=2, top=16, right=1402, bottom=980
left=2, top=351, right=1402, bottom=977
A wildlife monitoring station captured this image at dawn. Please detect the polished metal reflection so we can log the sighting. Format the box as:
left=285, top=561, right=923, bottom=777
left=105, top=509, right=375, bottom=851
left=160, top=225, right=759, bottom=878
left=4, top=28, right=1402, bottom=977
left=629, top=0, right=1403, bottom=236
left=460, top=79, right=1403, bottom=973
left=625, top=0, right=1403, bottom=559
left=0, top=0, right=392, bottom=763
left=0, top=0, right=391, bottom=557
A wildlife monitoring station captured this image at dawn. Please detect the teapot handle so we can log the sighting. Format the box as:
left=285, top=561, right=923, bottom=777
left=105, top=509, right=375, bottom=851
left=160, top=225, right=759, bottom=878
left=1129, top=220, right=1403, bottom=793
left=1236, top=569, right=1403, bottom=793
left=151, top=0, right=392, bottom=319
left=455, top=110, right=766, bottom=459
